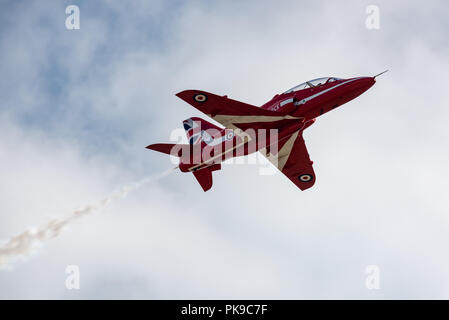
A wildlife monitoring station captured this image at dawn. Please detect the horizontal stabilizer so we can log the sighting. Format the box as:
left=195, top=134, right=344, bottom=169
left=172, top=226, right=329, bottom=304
left=146, top=143, right=188, bottom=157
left=193, top=168, right=213, bottom=192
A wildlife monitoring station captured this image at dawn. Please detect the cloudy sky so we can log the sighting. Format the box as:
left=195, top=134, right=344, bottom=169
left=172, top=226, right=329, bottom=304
left=1, top=0, right=449, bottom=299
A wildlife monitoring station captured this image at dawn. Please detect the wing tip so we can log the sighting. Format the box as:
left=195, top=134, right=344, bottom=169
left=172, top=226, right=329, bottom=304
left=176, top=89, right=202, bottom=99
left=298, top=181, right=316, bottom=191
left=175, top=90, right=190, bottom=98
left=297, top=173, right=316, bottom=191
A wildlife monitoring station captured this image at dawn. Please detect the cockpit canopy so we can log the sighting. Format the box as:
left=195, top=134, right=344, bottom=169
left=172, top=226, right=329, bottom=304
left=283, top=77, right=341, bottom=94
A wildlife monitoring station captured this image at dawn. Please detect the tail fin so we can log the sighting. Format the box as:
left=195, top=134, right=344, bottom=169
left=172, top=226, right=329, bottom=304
left=183, top=117, right=223, bottom=145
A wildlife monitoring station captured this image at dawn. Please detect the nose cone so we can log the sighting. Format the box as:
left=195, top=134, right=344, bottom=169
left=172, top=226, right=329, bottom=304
left=336, top=76, right=375, bottom=106
left=345, top=76, right=375, bottom=100
left=354, top=76, right=376, bottom=91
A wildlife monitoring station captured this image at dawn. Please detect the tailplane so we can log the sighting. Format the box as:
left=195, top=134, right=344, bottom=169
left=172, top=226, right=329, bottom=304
left=146, top=143, right=187, bottom=157
left=192, top=168, right=213, bottom=192
left=192, top=164, right=221, bottom=192
left=146, top=117, right=224, bottom=192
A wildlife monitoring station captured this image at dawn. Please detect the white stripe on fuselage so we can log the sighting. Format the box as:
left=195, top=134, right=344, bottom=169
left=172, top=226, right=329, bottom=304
left=296, top=77, right=363, bottom=105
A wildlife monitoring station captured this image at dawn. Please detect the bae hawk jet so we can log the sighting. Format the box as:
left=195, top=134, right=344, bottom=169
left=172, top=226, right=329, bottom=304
left=147, top=72, right=386, bottom=191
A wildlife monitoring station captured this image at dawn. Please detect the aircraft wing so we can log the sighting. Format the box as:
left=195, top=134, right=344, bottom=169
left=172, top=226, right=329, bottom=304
left=259, top=129, right=316, bottom=191
left=176, top=90, right=300, bottom=130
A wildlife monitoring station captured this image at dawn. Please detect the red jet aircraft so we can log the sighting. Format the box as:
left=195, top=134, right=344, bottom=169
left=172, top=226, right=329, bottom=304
left=147, top=72, right=386, bottom=191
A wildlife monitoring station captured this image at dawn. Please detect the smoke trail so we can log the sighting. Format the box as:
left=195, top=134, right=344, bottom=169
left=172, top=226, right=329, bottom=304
left=0, top=167, right=176, bottom=269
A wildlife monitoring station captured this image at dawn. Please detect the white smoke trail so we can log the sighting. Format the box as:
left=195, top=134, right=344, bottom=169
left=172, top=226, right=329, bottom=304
left=0, top=167, right=176, bottom=269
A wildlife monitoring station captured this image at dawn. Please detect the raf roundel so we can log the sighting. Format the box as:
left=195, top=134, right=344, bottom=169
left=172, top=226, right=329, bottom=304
left=193, top=93, right=207, bottom=103
left=298, top=174, right=313, bottom=182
